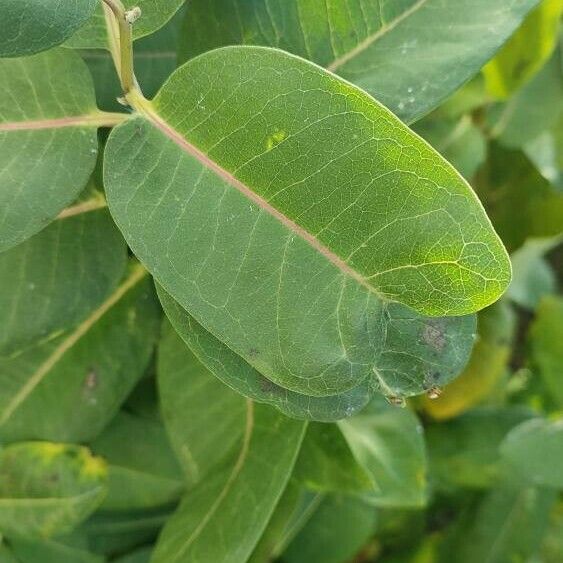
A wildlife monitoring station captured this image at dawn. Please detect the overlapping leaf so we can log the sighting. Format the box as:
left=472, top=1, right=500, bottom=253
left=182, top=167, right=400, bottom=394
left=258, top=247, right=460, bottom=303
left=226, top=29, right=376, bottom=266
left=0, top=442, right=107, bottom=539
left=106, top=46, right=505, bottom=404
left=0, top=264, right=160, bottom=443
left=0, top=48, right=123, bottom=251
left=0, top=208, right=126, bottom=357
left=179, top=0, right=540, bottom=122
left=0, top=0, right=97, bottom=57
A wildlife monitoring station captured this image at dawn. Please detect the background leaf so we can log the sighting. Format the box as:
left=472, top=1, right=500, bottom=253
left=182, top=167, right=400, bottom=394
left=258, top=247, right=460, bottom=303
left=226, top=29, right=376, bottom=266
left=0, top=442, right=107, bottom=539
left=179, top=0, right=540, bottom=123
left=0, top=49, right=110, bottom=251
left=0, top=0, right=97, bottom=57
left=0, top=208, right=126, bottom=357
left=0, top=265, right=160, bottom=443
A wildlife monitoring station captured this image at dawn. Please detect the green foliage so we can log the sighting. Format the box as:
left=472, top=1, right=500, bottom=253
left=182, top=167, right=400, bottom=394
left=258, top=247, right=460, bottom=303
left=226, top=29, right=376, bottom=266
left=0, top=1, right=561, bottom=562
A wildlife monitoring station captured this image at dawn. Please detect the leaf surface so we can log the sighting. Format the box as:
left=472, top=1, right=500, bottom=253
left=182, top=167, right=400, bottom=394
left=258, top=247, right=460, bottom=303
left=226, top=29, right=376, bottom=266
left=0, top=0, right=97, bottom=57
left=106, top=46, right=507, bottom=398
left=152, top=401, right=306, bottom=563
left=0, top=208, right=126, bottom=357
left=0, top=265, right=160, bottom=443
left=0, top=442, right=107, bottom=539
left=502, top=417, right=563, bottom=489
left=179, top=0, right=540, bottom=122
left=338, top=396, right=427, bottom=507
left=90, top=412, right=184, bottom=511
left=0, top=49, right=117, bottom=251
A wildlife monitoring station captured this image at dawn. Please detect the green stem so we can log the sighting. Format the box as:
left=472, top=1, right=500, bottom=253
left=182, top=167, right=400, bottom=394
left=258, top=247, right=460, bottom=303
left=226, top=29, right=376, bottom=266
left=101, top=0, right=136, bottom=95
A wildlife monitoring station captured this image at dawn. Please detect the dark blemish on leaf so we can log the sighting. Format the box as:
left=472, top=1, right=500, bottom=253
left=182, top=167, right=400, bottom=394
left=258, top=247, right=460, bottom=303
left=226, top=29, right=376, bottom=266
left=258, top=375, right=278, bottom=393
left=423, top=371, right=442, bottom=389
left=422, top=320, right=446, bottom=351
left=248, top=348, right=259, bottom=358
left=386, top=396, right=406, bottom=408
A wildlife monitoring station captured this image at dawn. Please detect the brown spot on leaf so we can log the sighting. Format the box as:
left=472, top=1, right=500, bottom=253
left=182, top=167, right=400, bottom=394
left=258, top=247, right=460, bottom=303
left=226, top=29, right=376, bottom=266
left=422, top=320, right=446, bottom=352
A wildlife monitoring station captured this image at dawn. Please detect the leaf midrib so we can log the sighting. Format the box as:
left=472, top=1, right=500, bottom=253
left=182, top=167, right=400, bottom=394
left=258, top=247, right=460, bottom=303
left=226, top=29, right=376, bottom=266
left=173, top=399, right=255, bottom=561
left=127, top=93, right=385, bottom=300
left=0, top=264, right=147, bottom=426
left=0, top=112, right=128, bottom=131
left=326, top=0, right=428, bottom=71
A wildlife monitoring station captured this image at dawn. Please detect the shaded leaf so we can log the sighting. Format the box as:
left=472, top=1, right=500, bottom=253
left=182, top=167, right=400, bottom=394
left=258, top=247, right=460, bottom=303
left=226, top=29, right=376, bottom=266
left=0, top=265, right=160, bottom=443
left=113, top=546, right=153, bottom=563
left=152, top=402, right=306, bottom=563
left=281, top=494, right=377, bottom=563
left=441, top=481, right=555, bottom=563
left=67, top=0, right=185, bottom=49
left=0, top=442, right=107, bottom=539
left=508, top=237, right=560, bottom=310
left=0, top=208, right=126, bottom=357
left=476, top=144, right=563, bottom=251
left=483, top=0, right=562, bottom=98
left=426, top=406, right=535, bottom=490
left=90, top=412, right=184, bottom=511
left=293, top=423, right=373, bottom=493
left=501, top=417, right=563, bottom=488
left=157, top=287, right=375, bottom=422
left=179, top=0, right=540, bottom=123
left=0, top=0, right=97, bottom=57
left=339, top=396, right=427, bottom=507
left=529, top=295, right=563, bottom=407
left=0, top=49, right=120, bottom=251
left=8, top=535, right=103, bottom=563
left=487, top=46, right=563, bottom=148
left=423, top=301, right=515, bottom=419
left=106, top=46, right=508, bottom=401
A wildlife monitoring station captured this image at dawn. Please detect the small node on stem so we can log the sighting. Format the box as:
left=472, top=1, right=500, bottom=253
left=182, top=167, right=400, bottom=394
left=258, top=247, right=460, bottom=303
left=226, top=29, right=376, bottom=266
left=125, top=7, right=142, bottom=24
left=117, top=96, right=129, bottom=107
left=426, top=386, right=442, bottom=400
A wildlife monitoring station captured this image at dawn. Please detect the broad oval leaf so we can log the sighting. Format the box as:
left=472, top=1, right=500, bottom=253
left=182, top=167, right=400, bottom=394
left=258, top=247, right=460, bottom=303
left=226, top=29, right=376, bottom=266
left=106, top=46, right=508, bottom=398
left=0, top=442, right=107, bottom=539
left=0, top=0, right=97, bottom=57
left=0, top=265, right=161, bottom=443
left=0, top=48, right=121, bottom=251
left=179, top=0, right=540, bottom=122
left=0, top=208, right=127, bottom=357
left=66, top=0, right=185, bottom=50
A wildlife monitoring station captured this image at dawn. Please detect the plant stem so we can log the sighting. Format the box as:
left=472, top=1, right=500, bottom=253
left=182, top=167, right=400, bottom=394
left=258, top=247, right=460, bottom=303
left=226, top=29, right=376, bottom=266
left=101, top=0, right=136, bottom=95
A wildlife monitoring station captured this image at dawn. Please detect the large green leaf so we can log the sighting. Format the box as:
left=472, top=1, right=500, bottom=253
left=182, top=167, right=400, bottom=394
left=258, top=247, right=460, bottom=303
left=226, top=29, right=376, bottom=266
left=179, top=0, right=540, bottom=123
left=0, top=0, right=97, bottom=57
left=501, top=417, right=563, bottom=488
left=66, top=0, right=185, bottom=49
left=0, top=442, right=107, bottom=539
left=338, top=396, right=427, bottom=507
left=152, top=402, right=306, bottom=563
left=0, top=208, right=126, bottom=357
left=8, top=536, right=103, bottom=563
left=0, top=264, right=160, bottom=443
left=89, top=411, right=184, bottom=511
left=0, top=48, right=123, bottom=251
left=106, top=46, right=506, bottom=400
